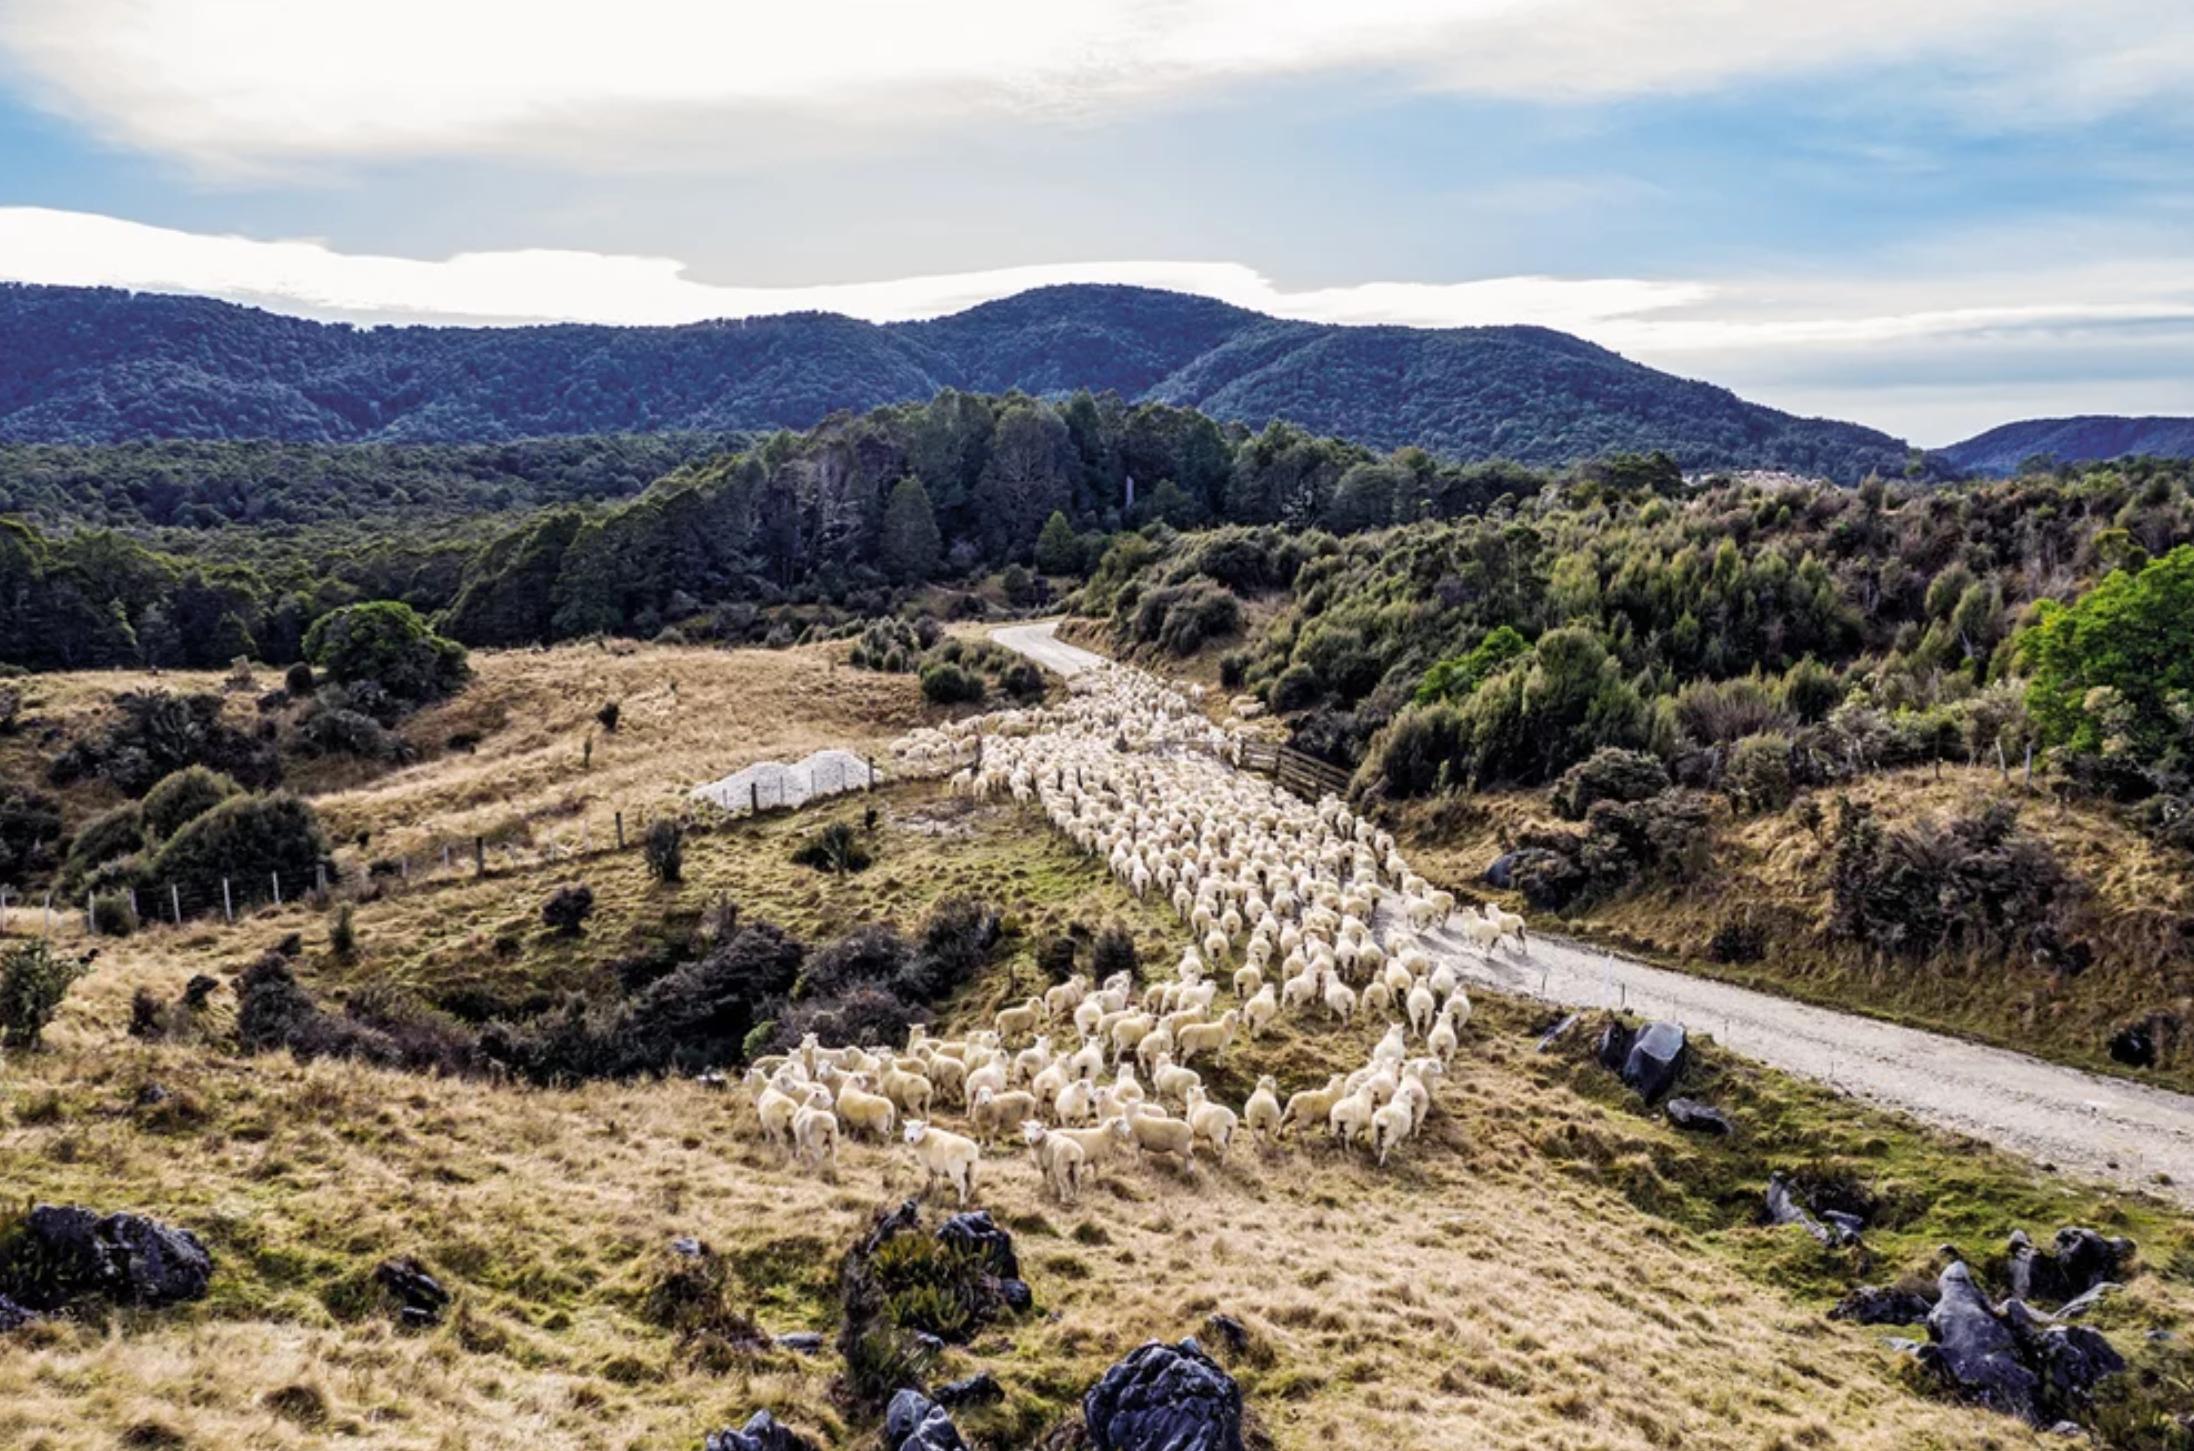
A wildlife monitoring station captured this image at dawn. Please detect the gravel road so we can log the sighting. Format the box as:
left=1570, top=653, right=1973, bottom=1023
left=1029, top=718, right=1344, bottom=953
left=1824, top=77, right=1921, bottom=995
left=994, top=620, right=2194, bottom=1209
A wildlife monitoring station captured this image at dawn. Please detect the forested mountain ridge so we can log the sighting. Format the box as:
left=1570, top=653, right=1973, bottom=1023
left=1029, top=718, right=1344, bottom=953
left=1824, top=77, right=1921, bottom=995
left=0, top=281, right=1920, bottom=479
left=1941, top=414, right=2194, bottom=475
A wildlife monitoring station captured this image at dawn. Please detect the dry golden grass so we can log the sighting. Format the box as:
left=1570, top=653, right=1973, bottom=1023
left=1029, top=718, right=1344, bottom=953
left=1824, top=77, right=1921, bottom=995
left=1401, top=764, right=2194, bottom=1092
left=307, top=640, right=931, bottom=858
left=6, top=644, right=2188, bottom=1449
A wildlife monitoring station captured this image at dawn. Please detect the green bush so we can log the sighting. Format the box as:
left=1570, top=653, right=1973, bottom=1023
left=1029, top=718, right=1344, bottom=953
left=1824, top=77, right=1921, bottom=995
left=1551, top=748, right=1669, bottom=820
left=1725, top=732, right=1797, bottom=813
left=1, top=940, right=91, bottom=1049
left=147, top=793, right=329, bottom=905
left=1829, top=798, right=2079, bottom=965
left=1370, top=703, right=1468, bottom=798
left=2022, top=544, right=2194, bottom=775
left=304, top=601, right=469, bottom=711
left=644, top=819, right=685, bottom=885
left=330, top=905, right=358, bottom=962
left=60, top=801, right=145, bottom=888
left=141, top=765, right=242, bottom=842
left=792, top=821, right=871, bottom=876
left=1414, top=625, right=1529, bottom=705
left=919, top=661, right=984, bottom=705
left=90, top=891, right=139, bottom=937
left=0, top=782, right=63, bottom=880
left=542, top=884, right=596, bottom=937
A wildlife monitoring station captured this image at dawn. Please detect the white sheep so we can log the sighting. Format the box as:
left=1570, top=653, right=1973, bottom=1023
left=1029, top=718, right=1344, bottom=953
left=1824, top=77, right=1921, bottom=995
left=971, top=1085, right=1041, bottom=1141
left=1182, top=1085, right=1238, bottom=1159
left=1243, top=1075, right=1282, bottom=1140
left=1022, top=1121, right=1087, bottom=1204
left=1114, top=1109, right=1197, bottom=1167
left=1371, top=1097, right=1416, bottom=1167
left=1278, top=1074, right=1347, bottom=1138
left=1174, top=1010, right=1239, bottom=1066
left=835, top=1078, right=898, bottom=1140
left=904, top=1119, right=979, bottom=1205
left=792, top=1092, right=839, bottom=1170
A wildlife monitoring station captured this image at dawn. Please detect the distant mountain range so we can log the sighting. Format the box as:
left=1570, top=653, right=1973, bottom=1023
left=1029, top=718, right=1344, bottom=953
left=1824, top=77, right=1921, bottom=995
left=0, top=281, right=1921, bottom=481
left=1936, top=415, right=2194, bottom=475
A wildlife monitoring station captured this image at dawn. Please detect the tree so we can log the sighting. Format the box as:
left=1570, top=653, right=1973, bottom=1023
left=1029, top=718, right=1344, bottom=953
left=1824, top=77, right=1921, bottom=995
left=1034, top=510, right=1082, bottom=576
left=878, top=477, right=943, bottom=582
left=2021, top=544, right=2194, bottom=770
left=1, top=940, right=91, bottom=1050
left=303, top=600, right=469, bottom=709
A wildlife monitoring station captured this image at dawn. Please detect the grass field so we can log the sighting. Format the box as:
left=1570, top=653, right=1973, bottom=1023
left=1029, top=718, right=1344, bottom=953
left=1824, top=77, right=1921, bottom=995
left=6, top=642, right=2194, bottom=1449
left=1397, top=765, right=2194, bottom=1097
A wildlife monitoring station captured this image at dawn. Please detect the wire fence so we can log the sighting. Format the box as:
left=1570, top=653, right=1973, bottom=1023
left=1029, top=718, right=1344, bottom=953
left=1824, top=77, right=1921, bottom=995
left=0, top=751, right=888, bottom=944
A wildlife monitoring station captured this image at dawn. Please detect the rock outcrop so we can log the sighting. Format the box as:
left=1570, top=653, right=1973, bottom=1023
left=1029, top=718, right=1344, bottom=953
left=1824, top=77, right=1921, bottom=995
left=1083, top=1338, right=1245, bottom=1451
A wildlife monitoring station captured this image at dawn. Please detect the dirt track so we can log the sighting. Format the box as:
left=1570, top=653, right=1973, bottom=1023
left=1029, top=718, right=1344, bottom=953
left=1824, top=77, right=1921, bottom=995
left=993, top=619, right=2194, bottom=1209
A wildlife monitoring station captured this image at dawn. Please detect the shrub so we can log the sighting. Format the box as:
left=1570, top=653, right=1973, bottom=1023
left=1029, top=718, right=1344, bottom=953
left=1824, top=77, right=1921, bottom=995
left=60, top=801, right=146, bottom=888
left=0, top=940, right=92, bottom=1049
left=1706, top=915, right=1770, bottom=965
left=49, top=690, right=279, bottom=797
left=303, top=601, right=469, bottom=711
left=1829, top=798, right=2081, bottom=966
left=1725, top=732, right=1797, bottom=813
left=644, top=819, right=685, bottom=884
left=1369, top=703, right=1468, bottom=798
left=1551, top=748, right=1670, bottom=820
left=294, top=704, right=401, bottom=760
left=920, top=661, right=984, bottom=705
left=1269, top=665, right=1321, bottom=714
left=1000, top=661, right=1045, bottom=702
left=543, top=884, right=595, bottom=937
left=1674, top=675, right=1792, bottom=746
left=1414, top=625, right=1529, bottom=705
left=2021, top=543, right=2194, bottom=773
left=895, top=895, right=1002, bottom=1003
left=1091, top=923, right=1139, bottom=982
left=330, top=905, right=357, bottom=962
left=1513, top=789, right=1714, bottom=912
left=1130, top=581, right=1241, bottom=656
left=1000, top=564, right=1036, bottom=607
left=284, top=662, right=316, bottom=696
left=0, top=782, right=63, bottom=879
left=146, top=793, right=329, bottom=906
left=141, top=766, right=242, bottom=842
left=793, top=821, right=871, bottom=875
left=90, top=891, right=139, bottom=937
left=796, top=924, right=911, bottom=1001
left=0, top=683, right=19, bottom=734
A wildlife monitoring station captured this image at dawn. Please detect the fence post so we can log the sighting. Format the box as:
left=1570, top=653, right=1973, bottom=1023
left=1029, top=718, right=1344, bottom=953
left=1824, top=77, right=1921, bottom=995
left=222, top=878, right=233, bottom=924
left=615, top=812, right=625, bottom=850
left=85, top=890, right=95, bottom=934
left=170, top=883, right=181, bottom=926
left=272, top=871, right=282, bottom=907
left=442, top=843, right=452, bottom=872
left=474, top=836, right=486, bottom=876
left=400, top=857, right=409, bottom=883
left=44, top=890, right=54, bottom=936
left=866, top=757, right=875, bottom=791
left=750, top=781, right=759, bottom=815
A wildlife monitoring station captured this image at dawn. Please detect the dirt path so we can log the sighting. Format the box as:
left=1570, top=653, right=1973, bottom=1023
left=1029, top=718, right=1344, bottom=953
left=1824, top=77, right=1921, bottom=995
left=993, top=621, right=2194, bottom=1210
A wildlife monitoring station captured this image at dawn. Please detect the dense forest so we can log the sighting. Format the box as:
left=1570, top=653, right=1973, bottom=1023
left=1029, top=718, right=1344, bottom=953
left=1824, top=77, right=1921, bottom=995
left=1, top=281, right=1924, bottom=479
left=1939, top=415, right=2194, bottom=476
left=1, top=389, right=1554, bottom=667
left=0, top=433, right=739, bottom=531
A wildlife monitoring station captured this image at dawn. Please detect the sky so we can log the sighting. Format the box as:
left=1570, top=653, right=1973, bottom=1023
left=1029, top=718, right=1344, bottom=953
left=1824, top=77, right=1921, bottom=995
left=1, top=1, right=2191, bottom=446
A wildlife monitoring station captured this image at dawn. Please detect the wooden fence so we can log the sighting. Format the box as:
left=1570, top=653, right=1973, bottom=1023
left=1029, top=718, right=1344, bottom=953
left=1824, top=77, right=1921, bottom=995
left=1239, top=741, right=1353, bottom=801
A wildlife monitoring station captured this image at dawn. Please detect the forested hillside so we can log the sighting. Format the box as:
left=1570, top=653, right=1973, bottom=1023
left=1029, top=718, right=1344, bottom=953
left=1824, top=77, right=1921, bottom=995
left=1941, top=414, right=2194, bottom=475
left=0, top=434, right=739, bottom=531
left=0, top=281, right=1922, bottom=479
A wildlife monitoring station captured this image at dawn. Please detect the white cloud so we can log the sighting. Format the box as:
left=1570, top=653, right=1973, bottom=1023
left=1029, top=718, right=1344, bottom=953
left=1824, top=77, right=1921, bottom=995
left=0, top=206, right=1712, bottom=329
left=5, top=206, right=2192, bottom=444
left=1, top=1, right=2188, bottom=169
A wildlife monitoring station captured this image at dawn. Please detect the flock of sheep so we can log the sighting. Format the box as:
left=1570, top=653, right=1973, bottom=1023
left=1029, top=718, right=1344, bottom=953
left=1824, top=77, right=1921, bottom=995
left=741, top=659, right=1530, bottom=1203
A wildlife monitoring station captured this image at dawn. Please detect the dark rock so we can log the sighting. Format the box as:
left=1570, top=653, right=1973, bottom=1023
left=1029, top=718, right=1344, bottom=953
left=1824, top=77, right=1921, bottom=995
left=1203, top=1313, right=1250, bottom=1361
left=1622, top=1021, right=1687, bottom=1103
left=274, top=932, right=304, bottom=958
left=997, top=1277, right=1033, bottom=1313
left=373, top=1256, right=451, bottom=1329
left=1664, top=1098, right=1733, bottom=1135
left=1484, top=852, right=1522, bottom=889
left=2007, top=1228, right=2135, bottom=1307
left=0, top=1205, right=213, bottom=1311
left=182, top=974, right=220, bottom=1009
left=1831, top=1285, right=1936, bottom=1325
left=0, top=1293, right=39, bottom=1330
left=1594, top=1019, right=1636, bottom=1075
left=133, top=1082, right=171, bottom=1107
left=774, top=1331, right=826, bottom=1354
left=885, top=1388, right=968, bottom=1451
left=1765, top=1173, right=1858, bottom=1248
left=1535, top=1013, right=1580, bottom=1053
left=1083, top=1337, right=1244, bottom=1451
left=1919, top=1262, right=2040, bottom=1422
left=934, top=1371, right=1003, bottom=1408
left=703, top=1409, right=820, bottom=1451
left=936, top=1211, right=1019, bottom=1280
left=2109, top=1023, right=2157, bottom=1068
left=2049, top=1284, right=2117, bottom=1321
left=1917, top=1261, right=2127, bottom=1426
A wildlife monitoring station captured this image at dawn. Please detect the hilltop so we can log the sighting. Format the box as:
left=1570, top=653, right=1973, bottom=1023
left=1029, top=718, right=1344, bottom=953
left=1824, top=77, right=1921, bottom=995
left=1941, top=415, right=2194, bottom=475
left=0, top=281, right=1917, bottom=479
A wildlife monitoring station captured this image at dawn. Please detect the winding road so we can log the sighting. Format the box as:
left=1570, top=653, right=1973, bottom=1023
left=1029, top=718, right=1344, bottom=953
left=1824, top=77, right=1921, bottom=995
left=993, top=619, right=2194, bottom=1210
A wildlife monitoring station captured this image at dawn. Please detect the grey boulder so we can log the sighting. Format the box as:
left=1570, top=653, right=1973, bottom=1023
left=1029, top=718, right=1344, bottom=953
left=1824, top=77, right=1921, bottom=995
left=1083, top=1337, right=1244, bottom=1451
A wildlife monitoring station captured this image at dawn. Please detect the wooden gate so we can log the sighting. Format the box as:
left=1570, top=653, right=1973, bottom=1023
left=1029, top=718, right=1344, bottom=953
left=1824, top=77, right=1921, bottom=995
left=1240, top=741, right=1352, bottom=801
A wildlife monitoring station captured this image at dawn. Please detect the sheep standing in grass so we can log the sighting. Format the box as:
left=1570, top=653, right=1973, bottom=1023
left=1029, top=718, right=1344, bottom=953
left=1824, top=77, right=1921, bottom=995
left=1243, top=1076, right=1281, bottom=1141
left=1278, top=1074, right=1348, bottom=1138
left=792, top=1090, right=839, bottom=1170
left=995, top=996, right=1043, bottom=1044
left=750, top=1072, right=804, bottom=1151
left=1022, top=1122, right=1087, bottom=1204
left=1183, top=1085, right=1238, bottom=1159
left=1370, top=1096, right=1416, bottom=1167
left=879, top=1065, right=935, bottom=1122
left=1328, top=1084, right=1379, bottom=1148
left=1115, top=1109, right=1197, bottom=1168
left=1174, top=1009, right=1239, bottom=1066
left=835, top=1078, right=898, bottom=1141
left=971, top=1085, right=1041, bottom=1141
left=904, top=1119, right=980, bottom=1205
